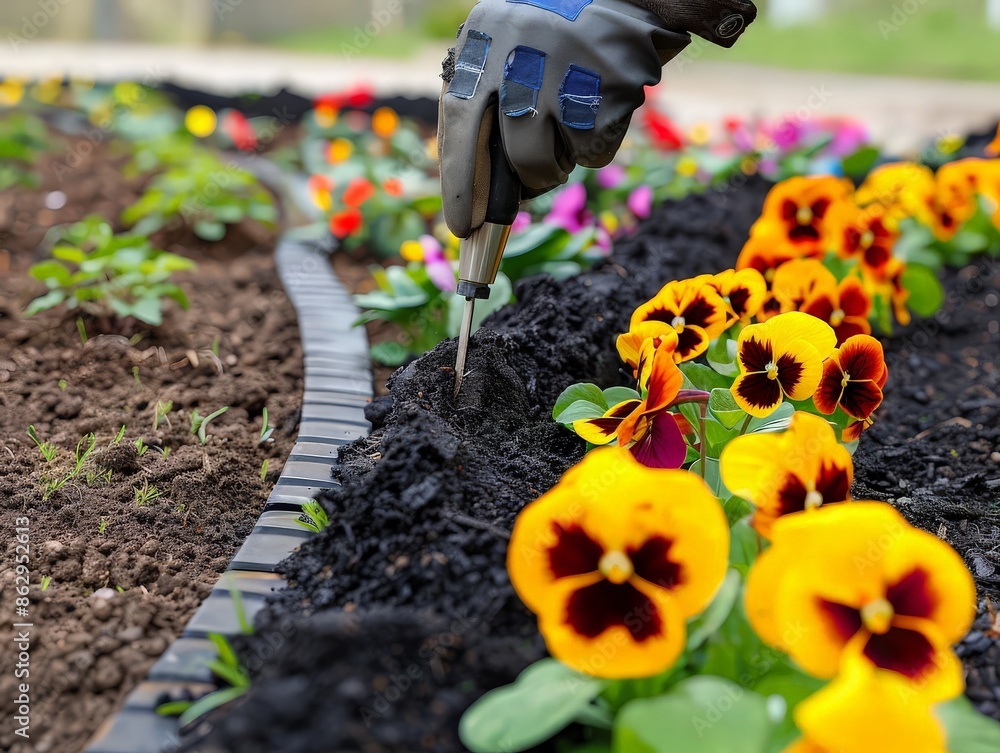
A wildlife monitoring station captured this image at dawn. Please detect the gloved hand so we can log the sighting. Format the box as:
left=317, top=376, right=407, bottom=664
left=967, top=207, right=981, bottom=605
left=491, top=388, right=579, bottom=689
left=439, top=0, right=757, bottom=239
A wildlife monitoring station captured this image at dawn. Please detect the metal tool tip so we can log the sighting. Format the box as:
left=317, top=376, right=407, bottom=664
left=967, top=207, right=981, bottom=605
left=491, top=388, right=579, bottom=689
left=453, top=297, right=475, bottom=398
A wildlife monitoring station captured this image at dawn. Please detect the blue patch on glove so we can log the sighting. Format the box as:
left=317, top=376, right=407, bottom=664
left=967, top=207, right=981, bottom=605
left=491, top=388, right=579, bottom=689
left=560, top=65, right=601, bottom=130
left=501, top=46, right=546, bottom=117
left=506, top=0, right=592, bottom=22
left=447, top=30, right=491, bottom=100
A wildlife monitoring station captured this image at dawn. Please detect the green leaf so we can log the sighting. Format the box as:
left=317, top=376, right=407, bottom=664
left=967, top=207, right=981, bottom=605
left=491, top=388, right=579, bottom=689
left=176, top=685, right=248, bottom=727
left=840, top=146, right=880, bottom=180
left=749, top=402, right=795, bottom=434
left=937, top=696, right=1000, bottom=752
left=688, top=457, right=729, bottom=498
left=128, top=297, right=164, bottom=326
left=680, top=362, right=733, bottom=392
left=370, top=341, right=410, bottom=366
left=708, top=389, right=747, bottom=430
left=24, top=290, right=66, bottom=316
left=194, top=220, right=227, bottom=242
left=728, top=518, right=759, bottom=572
left=553, top=384, right=607, bottom=421
left=613, top=676, right=772, bottom=753
left=706, top=335, right=740, bottom=378
left=555, top=400, right=609, bottom=425
left=603, top=386, right=641, bottom=408
left=901, top=263, right=944, bottom=318
left=460, top=659, right=609, bottom=753
left=29, top=260, right=72, bottom=287
left=686, top=569, right=742, bottom=651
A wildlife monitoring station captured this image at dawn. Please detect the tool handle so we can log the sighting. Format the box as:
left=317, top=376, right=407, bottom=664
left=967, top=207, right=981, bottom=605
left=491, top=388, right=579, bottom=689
left=484, top=112, right=522, bottom=225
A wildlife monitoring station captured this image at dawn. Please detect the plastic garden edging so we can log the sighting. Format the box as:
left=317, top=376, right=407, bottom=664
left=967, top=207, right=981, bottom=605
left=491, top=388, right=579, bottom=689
left=82, top=238, right=373, bottom=753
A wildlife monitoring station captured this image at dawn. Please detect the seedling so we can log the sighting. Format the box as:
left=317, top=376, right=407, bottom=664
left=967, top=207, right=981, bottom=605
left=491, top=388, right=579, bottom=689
left=133, top=481, right=162, bottom=506
left=114, top=425, right=127, bottom=444
left=98, top=518, right=108, bottom=535
left=40, top=576, right=51, bottom=591
left=134, top=437, right=149, bottom=456
left=190, top=406, right=229, bottom=445
left=153, top=400, right=174, bottom=430
left=58, top=379, right=68, bottom=391
left=156, top=632, right=251, bottom=725
left=0, top=112, right=53, bottom=190
left=159, top=447, right=172, bottom=459
left=258, top=407, right=275, bottom=445
left=259, top=459, right=269, bottom=483
left=297, top=500, right=330, bottom=533
left=27, top=425, right=58, bottom=463
left=132, top=367, right=142, bottom=390
left=76, top=317, right=88, bottom=345
left=25, top=215, right=196, bottom=327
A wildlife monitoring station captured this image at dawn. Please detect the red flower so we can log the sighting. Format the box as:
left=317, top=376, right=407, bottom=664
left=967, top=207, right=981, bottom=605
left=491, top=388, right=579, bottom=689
left=642, top=101, right=684, bottom=151
left=222, top=110, right=257, bottom=152
left=814, top=335, right=888, bottom=421
left=343, top=177, right=376, bottom=208
left=330, top=208, right=363, bottom=238
left=382, top=177, right=404, bottom=197
left=313, top=83, right=375, bottom=111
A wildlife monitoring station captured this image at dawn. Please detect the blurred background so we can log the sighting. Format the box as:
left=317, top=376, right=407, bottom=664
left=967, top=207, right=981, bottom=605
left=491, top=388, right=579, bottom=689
left=1, top=0, right=999, bottom=81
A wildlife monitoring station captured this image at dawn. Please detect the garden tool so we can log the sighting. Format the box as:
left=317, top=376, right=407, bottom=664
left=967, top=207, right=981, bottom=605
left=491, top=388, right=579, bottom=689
left=453, top=108, right=522, bottom=397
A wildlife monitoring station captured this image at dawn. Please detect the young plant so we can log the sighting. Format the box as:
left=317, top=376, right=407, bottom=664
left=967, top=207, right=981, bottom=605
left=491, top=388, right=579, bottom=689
left=296, top=500, right=330, bottom=534
left=133, top=481, right=162, bottom=506
left=121, top=148, right=278, bottom=242
left=25, top=216, right=196, bottom=327
left=155, top=633, right=251, bottom=725
left=98, top=518, right=108, bottom=535
left=153, top=400, right=174, bottom=431
left=40, top=576, right=51, bottom=591
left=258, top=407, right=275, bottom=445
left=114, top=425, right=127, bottom=444
left=134, top=437, right=149, bottom=457
left=259, top=459, right=269, bottom=483
left=0, top=111, right=53, bottom=190
left=190, top=406, right=229, bottom=445
left=27, top=425, right=58, bottom=463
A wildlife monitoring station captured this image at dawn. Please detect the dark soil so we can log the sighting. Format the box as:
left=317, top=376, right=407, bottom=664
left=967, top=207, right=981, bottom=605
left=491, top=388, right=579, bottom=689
left=0, top=132, right=301, bottom=753
left=191, top=172, right=1000, bottom=753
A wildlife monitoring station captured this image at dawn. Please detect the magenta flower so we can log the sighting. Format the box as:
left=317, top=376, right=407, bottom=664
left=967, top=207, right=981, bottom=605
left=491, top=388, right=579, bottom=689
left=828, top=120, right=870, bottom=158
left=511, top=211, right=532, bottom=235
left=419, top=235, right=456, bottom=293
left=627, top=185, right=653, bottom=220
left=545, top=182, right=592, bottom=233
left=597, top=164, right=627, bottom=189
left=768, top=117, right=804, bottom=151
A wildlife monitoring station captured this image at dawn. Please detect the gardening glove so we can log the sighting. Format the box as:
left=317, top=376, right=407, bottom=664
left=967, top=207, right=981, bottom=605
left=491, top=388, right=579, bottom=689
left=439, top=0, right=757, bottom=238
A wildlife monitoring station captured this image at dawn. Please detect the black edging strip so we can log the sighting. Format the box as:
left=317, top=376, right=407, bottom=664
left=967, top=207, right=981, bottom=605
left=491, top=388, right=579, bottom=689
left=84, top=239, right=373, bottom=753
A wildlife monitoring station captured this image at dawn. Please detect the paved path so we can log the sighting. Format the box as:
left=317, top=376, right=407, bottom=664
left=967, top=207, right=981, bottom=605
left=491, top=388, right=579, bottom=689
left=4, top=41, right=1000, bottom=153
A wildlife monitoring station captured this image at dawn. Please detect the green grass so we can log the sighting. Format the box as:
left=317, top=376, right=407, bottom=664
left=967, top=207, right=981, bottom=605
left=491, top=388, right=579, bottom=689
left=265, top=25, right=427, bottom=59
left=697, top=0, right=1000, bottom=82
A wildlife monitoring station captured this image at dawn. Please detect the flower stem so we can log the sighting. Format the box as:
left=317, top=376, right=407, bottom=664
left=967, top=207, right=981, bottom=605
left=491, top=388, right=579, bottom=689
left=698, top=401, right=708, bottom=480
left=739, top=413, right=753, bottom=435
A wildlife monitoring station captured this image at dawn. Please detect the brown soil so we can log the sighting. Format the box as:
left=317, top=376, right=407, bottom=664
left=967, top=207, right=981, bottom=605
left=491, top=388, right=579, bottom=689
left=0, top=131, right=302, bottom=753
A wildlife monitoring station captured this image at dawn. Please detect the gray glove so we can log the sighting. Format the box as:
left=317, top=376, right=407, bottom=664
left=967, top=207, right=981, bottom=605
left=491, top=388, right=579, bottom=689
left=439, top=0, right=757, bottom=238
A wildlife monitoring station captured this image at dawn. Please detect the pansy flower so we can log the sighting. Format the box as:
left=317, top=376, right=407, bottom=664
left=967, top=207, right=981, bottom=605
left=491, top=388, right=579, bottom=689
left=708, top=268, right=768, bottom=326
left=371, top=107, right=399, bottom=139
left=744, top=176, right=853, bottom=260
left=731, top=312, right=837, bottom=418
left=330, top=207, right=363, bottom=239
left=507, top=447, right=729, bottom=679
left=801, top=275, right=872, bottom=345
left=400, top=235, right=455, bottom=293
left=783, top=662, right=947, bottom=753
left=746, top=503, right=975, bottom=700
left=327, top=137, right=354, bottom=164
left=814, top=334, right=887, bottom=428
left=630, top=276, right=729, bottom=362
left=721, top=412, right=853, bottom=538
left=545, top=182, right=592, bottom=233
left=830, top=202, right=899, bottom=276
left=934, top=158, right=992, bottom=239
left=627, top=185, right=654, bottom=220
left=343, top=176, right=376, bottom=208
left=615, top=323, right=679, bottom=389
left=307, top=174, right=334, bottom=213
left=855, top=162, right=938, bottom=229
left=770, top=259, right=837, bottom=314
left=574, top=341, right=688, bottom=469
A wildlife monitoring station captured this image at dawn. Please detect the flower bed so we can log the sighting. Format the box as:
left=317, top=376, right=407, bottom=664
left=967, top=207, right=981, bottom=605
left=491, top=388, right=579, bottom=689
left=182, top=158, right=1000, bottom=752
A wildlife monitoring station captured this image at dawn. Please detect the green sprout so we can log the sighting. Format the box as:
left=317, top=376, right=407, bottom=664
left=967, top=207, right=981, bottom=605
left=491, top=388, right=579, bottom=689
left=39, top=432, right=96, bottom=500
left=134, top=437, right=149, bottom=456
left=76, top=316, right=88, bottom=345
left=259, top=459, right=269, bottom=483
left=132, top=366, right=142, bottom=390
left=190, top=406, right=229, bottom=445
left=133, top=481, right=162, bottom=506
left=58, top=379, right=68, bottom=391
left=27, top=425, right=58, bottom=463
left=40, top=576, right=51, bottom=591
left=153, top=400, right=174, bottom=430
left=297, top=500, right=330, bottom=534
left=259, top=407, right=275, bottom=445
left=98, top=518, right=108, bottom=535
left=114, top=425, right=127, bottom=444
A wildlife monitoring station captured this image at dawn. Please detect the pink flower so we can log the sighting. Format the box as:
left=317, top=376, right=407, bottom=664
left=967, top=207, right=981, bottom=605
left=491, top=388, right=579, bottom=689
left=828, top=120, right=870, bottom=158
left=545, top=182, right=592, bottom=233
left=420, top=235, right=456, bottom=293
left=768, top=117, right=804, bottom=151
left=627, top=185, right=653, bottom=220
left=511, top=211, right=532, bottom=235
left=597, top=164, right=627, bottom=189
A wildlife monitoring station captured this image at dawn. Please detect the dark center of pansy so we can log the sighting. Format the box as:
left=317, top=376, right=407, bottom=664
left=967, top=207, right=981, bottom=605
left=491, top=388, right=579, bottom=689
left=565, top=580, right=662, bottom=642
left=548, top=523, right=603, bottom=579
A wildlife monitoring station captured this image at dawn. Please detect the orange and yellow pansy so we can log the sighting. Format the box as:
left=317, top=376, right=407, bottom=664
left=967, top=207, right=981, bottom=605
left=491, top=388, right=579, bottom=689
left=745, top=502, right=975, bottom=701
left=738, top=176, right=853, bottom=268
left=731, top=312, right=837, bottom=418
left=708, top=268, right=768, bottom=326
left=933, top=158, right=1000, bottom=240
left=507, top=448, right=729, bottom=679
left=783, top=662, right=948, bottom=753
left=615, top=323, right=679, bottom=389
left=814, top=334, right=887, bottom=423
left=855, top=161, right=938, bottom=229
left=771, top=260, right=873, bottom=345
left=629, top=276, right=729, bottom=362
left=720, top=412, right=853, bottom=538
left=574, top=341, right=688, bottom=469
left=830, top=201, right=900, bottom=277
